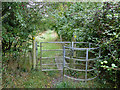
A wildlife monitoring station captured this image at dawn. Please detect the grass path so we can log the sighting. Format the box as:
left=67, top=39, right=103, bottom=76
left=35, top=30, right=63, bottom=87
left=35, top=30, right=58, bottom=42
left=26, top=30, right=63, bottom=88
left=24, top=30, right=63, bottom=88
left=36, top=30, right=63, bottom=70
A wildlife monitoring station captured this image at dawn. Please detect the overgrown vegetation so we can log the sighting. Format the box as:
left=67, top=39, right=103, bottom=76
left=2, top=2, right=120, bottom=88
left=45, top=2, right=120, bottom=88
left=2, top=30, right=61, bottom=88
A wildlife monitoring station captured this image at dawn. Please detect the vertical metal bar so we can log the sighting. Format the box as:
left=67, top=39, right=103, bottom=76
left=89, top=43, right=91, bottom=48
left=70, top=42, right=73, bottom=68
left=63, top=45, right=65, bottom=81
left=88, top=43, right=91, bottom=74
left=40, top=43, right=42, bottom=71
left=72, top=42, right=75, bottom=68
left=63, top=43, right=65, bottom=66
left=69, top=42, right=71, bottom=47
left=72, top=42, right=74, bottom=48
left=85, top=48, right=88, bottom=83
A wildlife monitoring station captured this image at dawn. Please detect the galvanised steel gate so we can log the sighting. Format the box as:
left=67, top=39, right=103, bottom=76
left=39, top=42, right=71, bottom=71
left=39, top=42, right=101, bottom=82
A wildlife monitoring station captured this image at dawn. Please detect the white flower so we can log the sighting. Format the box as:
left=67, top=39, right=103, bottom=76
left=9, top=7, right=11, bottom=9
left=111, top=63, right=117, bottom=68
left=104, top=61, right=108, bottom=64
left=105, top=66, right=109, bottom=68
left=101, top=62, right=103, bottom=64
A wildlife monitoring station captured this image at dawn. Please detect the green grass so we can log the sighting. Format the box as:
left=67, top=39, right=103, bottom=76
left=3, top=69, right=61, bottom=88
left=22, top=70, right=58, bottom=88
left=55, top=78, right=113, bottom=88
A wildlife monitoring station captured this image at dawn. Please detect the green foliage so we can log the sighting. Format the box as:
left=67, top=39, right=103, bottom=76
left=85, top=2, right=120, bottom=87
left=48, top=2, right=101, bottom=41
left=2, top=2, right=120, bottom=88
left=2, top=2, right=41, bottom=53
left=46, top=2, right=120, bottom=87
left=2, top=2, right=44, bottom=72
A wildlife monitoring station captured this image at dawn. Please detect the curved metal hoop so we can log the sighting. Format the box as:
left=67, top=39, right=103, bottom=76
left=63, top=42, right=100, bottom=82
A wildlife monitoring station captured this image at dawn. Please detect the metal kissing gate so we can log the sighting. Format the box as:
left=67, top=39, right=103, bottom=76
left=39, top=42, right=101, bottom=82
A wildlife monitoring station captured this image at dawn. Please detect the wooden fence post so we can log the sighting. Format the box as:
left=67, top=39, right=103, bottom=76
left=40, top=43, right=42, bottom=71
left=28, top=51, right=32, bottom=70
left=60, top=35, right=62, bottom=42
left=36, top=42, right=38, bottom=69
left=33, top=36, right=36, bottom=69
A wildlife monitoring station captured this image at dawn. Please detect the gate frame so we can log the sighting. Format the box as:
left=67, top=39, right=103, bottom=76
left=39, top=42, right=71, bottom=71
left=63, top=42, right=101, bottom=82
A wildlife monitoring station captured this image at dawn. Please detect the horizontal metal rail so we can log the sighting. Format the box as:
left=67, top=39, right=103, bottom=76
left=64, top=66, right=96, bottom=72
left=42, top=57, right=55, bottom=59
left=42, top=56, right=64, bottom=59
left=64, top=63, right=94, bottom=68
left=42, top=69, right=63, bottom=71
left=66, top=57, right=86, bottom=59
left=64, top=75, right=85, bottom=81
left=65, top=46, right=99, bottom=50
left=40, top=41, right=94, bottom=44
left=76, top=57, right=86, bottom=59
left=42, top=49, right=63, bottom=51
left=65, top=57, right=86, bottom=61
left=40, top=42, right=71, bottom=44
left=64, top=75, right=98, bottom=81
left=42, top=49, right=70, bottom=51
left=42, top=63, right=63, bottom=65
left=65, top=57, right=99, bottom=61
left=73, top=42, right=92, bottom=44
